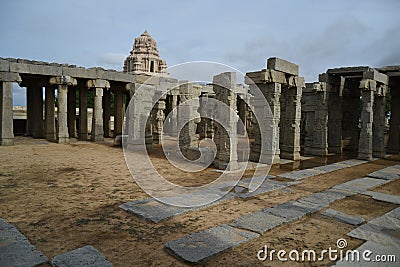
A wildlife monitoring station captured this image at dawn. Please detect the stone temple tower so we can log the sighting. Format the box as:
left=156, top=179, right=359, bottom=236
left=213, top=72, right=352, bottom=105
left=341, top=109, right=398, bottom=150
left=123, top=31, right=168, bottom=76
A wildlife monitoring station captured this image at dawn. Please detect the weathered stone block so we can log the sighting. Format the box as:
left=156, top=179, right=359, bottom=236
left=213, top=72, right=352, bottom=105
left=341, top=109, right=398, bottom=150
left=362, top=191, right=400, bottom=204
left=333, top=177, right=389, bottom=193
left=0, top=59, right=10, bottom=72
left=230, top=211, right=287, bottom=235
left=321, top=208, right=364, bottom=225
left=278, top=169, right=325, bottom=180
left=267, top=57, right=299, bottom=75
left=51, top=245, right=113, bottom=267
left=0, top=72, right=21, bottom=82
left=10, top=61, right=62, bottom=76
left=0, top=218, right=49, bottom=267
left=263, top=201, right=313, bottom=221
left=165, top=224, right=259, bottom=264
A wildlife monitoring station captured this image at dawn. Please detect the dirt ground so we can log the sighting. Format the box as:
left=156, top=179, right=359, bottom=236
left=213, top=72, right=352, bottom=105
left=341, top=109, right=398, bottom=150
left=0, top=137, right=399, bottom=266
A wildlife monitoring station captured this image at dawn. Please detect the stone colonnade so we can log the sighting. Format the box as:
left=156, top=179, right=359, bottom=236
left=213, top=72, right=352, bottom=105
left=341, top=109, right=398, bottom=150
left=2, top=57, right=399, bottom=167
left=303, top=68, right=390, bottom=160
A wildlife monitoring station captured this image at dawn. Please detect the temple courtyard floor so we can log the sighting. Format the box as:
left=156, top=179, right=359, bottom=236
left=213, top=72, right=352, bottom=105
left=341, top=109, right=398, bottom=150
left=0, top=137, right=399, bottom=266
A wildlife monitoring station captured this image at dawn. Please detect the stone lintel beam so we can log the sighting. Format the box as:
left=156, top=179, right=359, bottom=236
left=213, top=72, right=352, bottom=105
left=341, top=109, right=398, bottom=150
left=267, top=57, right=299, bottom=76
left=363, top=69, right=389, bottom=85
left=0, top=72, right=21, bottom=83
left=49, top=75, right=77, bottom=86
left=87, top=79, right=110, bottom=89
left=245, top=69, right=303, bottom=87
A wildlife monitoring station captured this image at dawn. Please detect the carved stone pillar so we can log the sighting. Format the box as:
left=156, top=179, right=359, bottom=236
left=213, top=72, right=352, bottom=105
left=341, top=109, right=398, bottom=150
left=280, top=84, right=302, bottom=160
left=78, top=85, right=88, bottom=141
left=113, top=90, right=123, bottom=138
left=358, top=79, right=375, bottom=160
left=103, top=88, right=111, bottom=137
left=0, top=73, right=21, bottom=146
left=45, top=86, right=56, bottom=142
left=213, top=72, right=238, bottom=170
left=50, top=76, right=77, bottom=143
left=67, top=86, right=76, bottom=138
left=388, top=87, right=400, bottom=154
left=32, top=86, right=44, bottom=138
left=327, top=76, right=344, bottom=154
left=372, top=84, right=387, bottom=158
left=308, top=82, right=328, bottom=156
left=87, top=79, right=109, bottom=142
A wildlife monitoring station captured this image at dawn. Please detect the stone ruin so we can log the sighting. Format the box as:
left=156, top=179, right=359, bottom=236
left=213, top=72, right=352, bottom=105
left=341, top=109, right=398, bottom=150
left=1, top=31, right=399, bottom=167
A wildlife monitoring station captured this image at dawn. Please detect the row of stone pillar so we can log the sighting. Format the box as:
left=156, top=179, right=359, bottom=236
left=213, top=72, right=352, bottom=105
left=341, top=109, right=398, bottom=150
left=304, top=73, right=395, bottom=160
left=0, top=74, right=131, bottom=146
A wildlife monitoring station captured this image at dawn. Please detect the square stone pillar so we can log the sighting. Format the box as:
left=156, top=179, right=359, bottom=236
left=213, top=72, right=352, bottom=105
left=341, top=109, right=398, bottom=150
left=87, top=79, right=109, bottom=142
left=152, top=93, right=166, bottom=145
left=251, top=82, right=281, bottom=164
left=308, top=82, right=329, bottom=156
left=0, top=82, right=14, bottom=145
left=327, top=80, right=344, bottom=154
left=178, top=82, right=200, bottom=150
left=32, top=86, right=44, bottom=138
left=170, top=93, right=179, bottom=136
left=213, top=72, right=239, bottom=171
left=103, top=88, right=111, bottom=137
left=78, top=85, right=88, bottom=141
left=44, top=86, right=56, bottom=142
left=373, top=93, right=386, bottom=158
left=388, top=88, right=400, bottom=154
left=26, top=86, right=34, bottom=136
left=237, top=97, right=246, bottom=135
left=50, top=76, right=77, bottom=143
left=280, top=85, right=302, bottom=160
left=343, top=88, right=361, bottom=151
left=67, top=86, right=76, bottom=138
left=358, top=79, right=375, bottom=160
left=113, top=90, right=123, bottom=138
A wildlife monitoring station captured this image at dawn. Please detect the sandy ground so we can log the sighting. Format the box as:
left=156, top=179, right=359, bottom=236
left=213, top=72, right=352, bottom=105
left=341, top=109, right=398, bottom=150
left=0, top=136, right=399, bottom=266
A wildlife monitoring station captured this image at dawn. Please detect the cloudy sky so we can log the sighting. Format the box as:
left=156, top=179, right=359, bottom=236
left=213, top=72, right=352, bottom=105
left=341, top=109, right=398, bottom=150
left=1, top=0, right=399, bottom=105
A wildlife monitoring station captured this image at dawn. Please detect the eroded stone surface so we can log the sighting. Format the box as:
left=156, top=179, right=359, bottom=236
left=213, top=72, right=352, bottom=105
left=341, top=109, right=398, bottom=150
left=334, top=159, right=368, bottom=167
left=333, top=177, right=389, bottom=193
left=263, top=201, right=315, bottom=221
left=0, top=218, right=48, bottom=267
left=230, top=211, right=287, bottom=235
left=165, top=224, right=259, bottom=263
left=362, top=191, right=400, bottom=204
left=321, top=208, right=365, bottom=225
left=298, top=189, right=354, bottom=207
left=277, top=169, right=325, bottom=180
left=120, top=193, right=235, bottom=223
left=368, top=167, right=400, bottom=180
left=236, top=179, right=299, bottom=199
left=51, top=245, right=113, bottom=267
left=347, top=213, right=400, bottom=248
left=313, top=164, right=347, bottom=173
